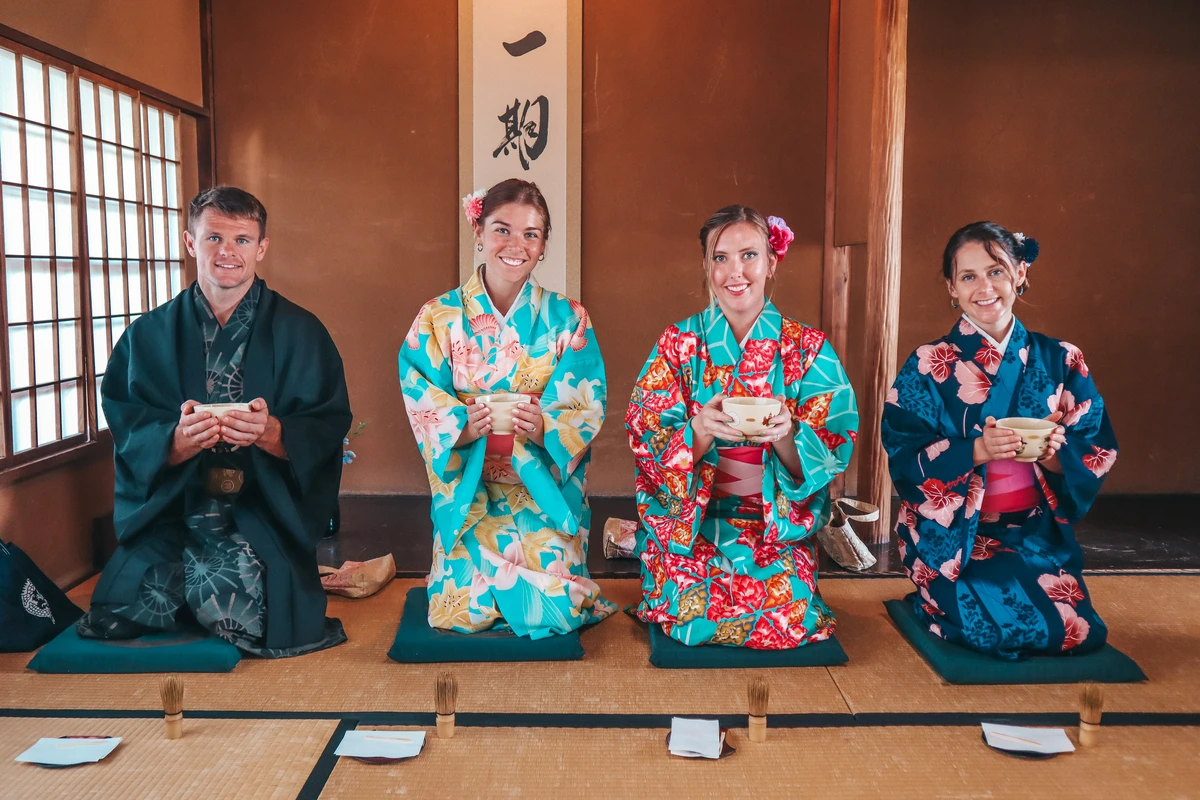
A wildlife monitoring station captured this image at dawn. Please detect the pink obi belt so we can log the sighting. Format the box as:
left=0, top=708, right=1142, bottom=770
left=980, top=458, right=1041, bottom=514
left=714, top=445, right=765, bottom=499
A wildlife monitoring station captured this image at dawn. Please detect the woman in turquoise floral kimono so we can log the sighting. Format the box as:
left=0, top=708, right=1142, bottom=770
left=627, top=206, right=857, bottom=649
left=399, top=179, right=614, bottom=639
left=882, top=222, right=1117, bottom=659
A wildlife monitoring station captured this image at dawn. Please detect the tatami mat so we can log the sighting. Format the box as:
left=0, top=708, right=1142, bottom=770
left=823, top=575, right=1200, bottom=715
left=0, top=578, right=851, bottom=716
left=319, top=724, right=1200, bottom=799
left=2, top=575, right=1196, bottom=719
left=0, top=716, right=337, bottom=800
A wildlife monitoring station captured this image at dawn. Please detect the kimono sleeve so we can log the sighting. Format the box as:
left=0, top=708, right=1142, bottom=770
left=1036, top=344, right=1118, bottom=523
left=626, top=325, right=716, bottom=555
left=881, top=352, right=977, bottom=499
left=398, top=299, right=472, bottom=483
left=101, top=319, right=191, bottom=511
left=881, top=351, right=978, bottom=570
left=772, top=337, right=858, bottom=518
left=538, top=302, right=607, bottom=482
left=273, top=318, right=352, bottom=497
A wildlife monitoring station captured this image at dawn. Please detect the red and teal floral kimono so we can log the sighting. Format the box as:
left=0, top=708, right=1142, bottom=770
left=627, top=303, right=857, bottom=649
left=882, top=316, right=1117, bottom=659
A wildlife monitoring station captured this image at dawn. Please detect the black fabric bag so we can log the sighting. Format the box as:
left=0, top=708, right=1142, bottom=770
left=0, top=540, right=84, bottom=652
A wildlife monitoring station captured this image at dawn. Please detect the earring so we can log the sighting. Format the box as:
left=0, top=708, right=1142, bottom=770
left=1016, top=285, right=1026, bottom=296
left=538, top=254, right=545, bottom=262
left=950, top=299, right=960, bottom=309
left=477, top=244, right=483, bottom=252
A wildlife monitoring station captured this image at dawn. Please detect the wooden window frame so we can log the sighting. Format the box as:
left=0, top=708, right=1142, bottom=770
left=0, top=36, right=201, bottom=486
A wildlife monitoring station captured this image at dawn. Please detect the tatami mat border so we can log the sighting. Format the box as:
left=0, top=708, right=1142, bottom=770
left=3, top=707, right=1197, bottom=727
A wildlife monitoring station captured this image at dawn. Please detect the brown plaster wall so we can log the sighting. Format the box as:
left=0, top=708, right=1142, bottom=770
left=0, top=0, right=203, bottom=104
left=901, top=0, right=1200, bottom=492
left=213, top=0, right=831, bottom=496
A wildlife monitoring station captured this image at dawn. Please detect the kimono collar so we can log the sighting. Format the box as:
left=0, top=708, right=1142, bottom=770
left=960, top=313, right=1014, bottom=356
left=703, top=300, right=782, bottom=363
left=950, top=313, right=1026, bottom=358
left=465, top=266, right=539, bottom=325
left=191, top=278, right=263, bottom=335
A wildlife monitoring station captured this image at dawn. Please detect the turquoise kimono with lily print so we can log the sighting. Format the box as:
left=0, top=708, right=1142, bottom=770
left=399, top=269, right=615, bottom=639
left=627, top=302, right=857, bottom=649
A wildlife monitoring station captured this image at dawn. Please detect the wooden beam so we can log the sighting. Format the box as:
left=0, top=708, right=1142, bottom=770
left=822, top=0, right=849, bottom=357
left=822, top=0, right=846, bottom=499
left=858, top=0, right=908, bottom=543
left=197, top=0, right=216, bottom=188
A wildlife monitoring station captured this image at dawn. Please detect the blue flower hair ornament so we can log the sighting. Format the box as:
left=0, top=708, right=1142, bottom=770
left=1013, top=231, right=1039, bottom=265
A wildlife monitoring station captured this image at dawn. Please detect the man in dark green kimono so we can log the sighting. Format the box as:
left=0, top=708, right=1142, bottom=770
left=78, top=186, right=351, bottom=657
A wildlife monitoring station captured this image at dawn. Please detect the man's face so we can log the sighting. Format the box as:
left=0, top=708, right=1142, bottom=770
left=184, top=209, right=269, bottom=295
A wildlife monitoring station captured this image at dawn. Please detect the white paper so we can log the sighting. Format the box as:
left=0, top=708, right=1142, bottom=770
left=334, top=730, right=426, bottom=759
left=669, top=717, right=721, bottom=759
left=981, top=723, right=1075, bottom=754
left=16, top=737, right=122, bottom=766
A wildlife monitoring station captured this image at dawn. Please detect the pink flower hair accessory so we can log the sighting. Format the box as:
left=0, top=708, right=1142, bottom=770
left=766, top=215, right=794, bottom=260
left=462, top=189, right=486, bottom=226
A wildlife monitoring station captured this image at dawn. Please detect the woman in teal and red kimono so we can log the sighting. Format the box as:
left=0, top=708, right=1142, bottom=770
left=882, top=222, right=1117, bottom=659
left=627, top=206, right=857, bottom=649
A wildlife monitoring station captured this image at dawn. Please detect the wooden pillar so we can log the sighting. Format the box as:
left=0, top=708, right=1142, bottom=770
left=822, top=0, right=847, bottom=499
left=857, top=0, right=908, bottom=543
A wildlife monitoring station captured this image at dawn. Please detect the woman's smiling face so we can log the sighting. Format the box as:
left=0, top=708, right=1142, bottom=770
left=476, top=201, right=546, bottom=287
left=708, top=221, right=776, bottom=317
left=947, top=240, right=1027, bottom=336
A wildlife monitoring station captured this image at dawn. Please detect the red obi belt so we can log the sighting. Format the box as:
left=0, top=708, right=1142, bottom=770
left=713, top=444, right=766, bottom=499
left=481, top=393, right=541, bottom=485
left=980, top=458, right=1041, bottom=514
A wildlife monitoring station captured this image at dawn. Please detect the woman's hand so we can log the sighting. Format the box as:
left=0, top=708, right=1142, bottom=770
left=455, top=399, right=492, bottom=447
left=748, top=396, right=794, bottom=447
left=1037, top=410, right=1067, bottom=474
left=690, top=394, right=745, bottom=456
left=512, top=397, right=545, bottom=447
left=973, top=416, right=1024, bottom=465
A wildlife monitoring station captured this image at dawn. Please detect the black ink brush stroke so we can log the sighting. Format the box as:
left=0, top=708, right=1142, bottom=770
left=503, top=30, right=547, bottom=57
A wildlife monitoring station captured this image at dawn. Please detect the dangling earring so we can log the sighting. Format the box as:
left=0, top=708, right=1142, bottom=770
left=1016, top=284, right=1026, bottom=296
left=950, top=298, right=960, bottom=309
left=477, top=244, right=483, bottom=252
left=538, top=254, right=545, bottom=262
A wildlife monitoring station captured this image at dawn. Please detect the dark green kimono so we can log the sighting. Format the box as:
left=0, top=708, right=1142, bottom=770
left=79, top=278, right=351, bottom=657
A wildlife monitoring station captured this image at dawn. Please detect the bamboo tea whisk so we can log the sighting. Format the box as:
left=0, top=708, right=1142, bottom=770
left=1079, top=682, right=1104, bottom=747
left=160, top=675, right=185, bottom=740
left=435, top=672, right=458, bottom=740
left=748, top=676, right=770, bottom=743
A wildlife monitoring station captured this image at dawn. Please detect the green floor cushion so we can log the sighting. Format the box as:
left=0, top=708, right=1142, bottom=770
left=885, top=596, right=1147, bottom=685
left=27, top=625, right=242, bottom=674
left=648, top=622, right=849, bottom=669
left=388, top=588, right=585, bottom=663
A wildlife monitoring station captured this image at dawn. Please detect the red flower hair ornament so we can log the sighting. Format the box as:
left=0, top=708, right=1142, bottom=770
left=766, top=215, right=794, bottom=261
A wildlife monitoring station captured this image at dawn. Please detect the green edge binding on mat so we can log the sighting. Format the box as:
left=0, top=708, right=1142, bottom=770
left=648, top=623, right=849, bottom=668
left=387, top=587, right=585, bottom=663
left=27, top=625, right=242, bottom=674
left=885, top=595, right=1148, bottom=685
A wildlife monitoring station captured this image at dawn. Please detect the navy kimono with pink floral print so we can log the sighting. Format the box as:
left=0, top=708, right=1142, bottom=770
left=882, top=317, right=1117, bottom=659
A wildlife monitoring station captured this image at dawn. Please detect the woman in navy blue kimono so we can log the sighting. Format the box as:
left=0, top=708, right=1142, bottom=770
left=882, top=222, right=1117, bottom=659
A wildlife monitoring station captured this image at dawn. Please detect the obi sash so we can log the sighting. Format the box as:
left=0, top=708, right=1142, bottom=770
left=713, top=445, right=765, bottom=499
left=980, top=459, right=1040, bottom=514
